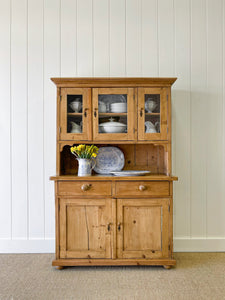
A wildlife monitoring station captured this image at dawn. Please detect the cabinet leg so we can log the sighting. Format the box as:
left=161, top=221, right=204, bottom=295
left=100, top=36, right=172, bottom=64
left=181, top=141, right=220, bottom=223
left=163, top=265, right=171, bottom=269
left=56, top=266, right=64, bottom=270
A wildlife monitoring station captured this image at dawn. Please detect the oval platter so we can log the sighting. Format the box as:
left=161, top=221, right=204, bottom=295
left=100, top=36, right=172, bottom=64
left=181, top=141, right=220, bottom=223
left=93, top=147, right=125, bottom=174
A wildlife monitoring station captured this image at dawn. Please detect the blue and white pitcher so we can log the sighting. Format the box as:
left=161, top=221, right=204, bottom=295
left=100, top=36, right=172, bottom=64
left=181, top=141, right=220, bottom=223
left=77, top=158, right=96, bottom=176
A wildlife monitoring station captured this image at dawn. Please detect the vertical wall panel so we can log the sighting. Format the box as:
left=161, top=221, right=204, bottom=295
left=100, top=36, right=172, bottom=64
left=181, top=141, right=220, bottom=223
left=173, top=0, right=191, bottom=237
left=61, top=0, right=77, bottom=76
left=27, top=0, right=44, bottom=238
left=1, top=0, right=225, bottom=252
left=110, top=0, right=126, bottom=76
left=44, top=0, right=60, bottom=238
left=126, top=0, right=140, bottom=76
left=141, top=0, right=158, bottom=76
left=77, top=0, right=93, bottom=76
left=158, top=0, right=174, bottom=76
left=206, top=0, right=225, bottom=236
left=0, top=0, right=11, bottom=238
left=11, top=0, right=28, bottom=239
left=190, top=0, right=207, bottom=237
left=223, top=0, right=225, bottom=239
left=93, top=0, right=109, bottom=76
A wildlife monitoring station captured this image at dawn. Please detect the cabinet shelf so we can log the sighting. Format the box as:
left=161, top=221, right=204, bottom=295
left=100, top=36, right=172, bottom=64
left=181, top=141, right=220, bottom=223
left=145, top=113, right=160, bottom=116
left=67, top=113, right=83, bottom=116
left=99, top=113, right=127, bottom=117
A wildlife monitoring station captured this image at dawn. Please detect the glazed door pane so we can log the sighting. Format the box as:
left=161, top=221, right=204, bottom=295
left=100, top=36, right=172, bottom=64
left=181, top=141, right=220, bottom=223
left=93, top=88, right=135, bottom=141
left=138, top=88, right=168, bottom=140
left=60, top=88, right=92, bottom=140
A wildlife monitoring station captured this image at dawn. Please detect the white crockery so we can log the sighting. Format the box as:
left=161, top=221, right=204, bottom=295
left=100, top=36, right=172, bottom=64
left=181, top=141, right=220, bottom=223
left=70, top=121, right=82, bottom=133
left=98, top=101, right=107, bottom=113
left=110, top=170, right=151, bottom=176
left=145, top=98, right=157, bottom=113
left=99, top=117, right=126, bottom=133
left=69, top=99, right=82, bottom=113
left=110, top=102, right=127, bottom=113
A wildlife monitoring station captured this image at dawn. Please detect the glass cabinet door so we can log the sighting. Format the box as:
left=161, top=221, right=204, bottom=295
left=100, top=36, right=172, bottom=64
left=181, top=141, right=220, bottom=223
left=138, top=88, right=168, bottom=140
left=92, top=88, right=135, bottom=141
left=60, top=88, right=91, bottom=140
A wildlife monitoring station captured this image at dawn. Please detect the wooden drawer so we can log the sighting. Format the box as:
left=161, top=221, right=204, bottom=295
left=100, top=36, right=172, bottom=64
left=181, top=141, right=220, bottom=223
left=115, top=181, right=170, bottom=197
left=58, top=181, right=112, bottom=196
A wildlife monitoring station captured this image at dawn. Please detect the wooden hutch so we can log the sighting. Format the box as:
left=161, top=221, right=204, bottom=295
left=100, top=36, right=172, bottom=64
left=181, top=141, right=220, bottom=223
left=50, top=77, right=177, bottom=269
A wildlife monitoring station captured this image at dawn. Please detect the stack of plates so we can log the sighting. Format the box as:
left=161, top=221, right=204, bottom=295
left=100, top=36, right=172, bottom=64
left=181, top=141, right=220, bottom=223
left=110, top=102, right=127, bottom=113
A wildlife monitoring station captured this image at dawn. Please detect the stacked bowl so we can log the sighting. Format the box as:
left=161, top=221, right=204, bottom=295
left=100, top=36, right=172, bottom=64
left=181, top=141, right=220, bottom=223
left=110, top=102, right=127, bottom=113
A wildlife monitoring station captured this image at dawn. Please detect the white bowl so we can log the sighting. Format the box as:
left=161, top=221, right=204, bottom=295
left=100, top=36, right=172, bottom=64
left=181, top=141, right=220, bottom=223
left=100, top=125, right=126, bottom=133
left=111, top=108, right=127, bottom=113
left=99, top=119, right=127, bottom=133
left=110, top=103, right=127, bottom=113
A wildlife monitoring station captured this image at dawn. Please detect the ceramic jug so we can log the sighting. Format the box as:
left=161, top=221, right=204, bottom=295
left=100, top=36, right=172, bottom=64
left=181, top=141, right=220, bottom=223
left=145, top=121, right=157, bottom=133
left=77, top=158, right=96, bottom=176
left=70, top=121, right=82, bottom=133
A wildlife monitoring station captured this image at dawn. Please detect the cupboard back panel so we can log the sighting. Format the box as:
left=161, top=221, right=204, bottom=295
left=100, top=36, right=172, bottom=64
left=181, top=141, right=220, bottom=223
left=60, top=144, right=167, bottom=175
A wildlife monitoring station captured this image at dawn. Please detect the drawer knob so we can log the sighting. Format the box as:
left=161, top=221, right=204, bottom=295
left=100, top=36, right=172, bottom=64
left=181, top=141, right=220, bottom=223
left=81, top=184, right=92, bottom=192
left=139, top=185, right=147, bottom=191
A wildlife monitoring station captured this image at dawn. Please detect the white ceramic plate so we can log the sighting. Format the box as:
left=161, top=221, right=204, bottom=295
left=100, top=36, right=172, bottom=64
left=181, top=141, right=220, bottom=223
left=94, top=147, right=125, bottom=174
left=110, top=170, right=151, bottom=176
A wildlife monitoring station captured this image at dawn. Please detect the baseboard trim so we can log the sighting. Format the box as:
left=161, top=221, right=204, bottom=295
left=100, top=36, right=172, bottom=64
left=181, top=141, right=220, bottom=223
left=0, top=238, right=225, bottom=253
left=0, top=239, right=55, bottom=253
left=174, top=238, right=225, bottom=252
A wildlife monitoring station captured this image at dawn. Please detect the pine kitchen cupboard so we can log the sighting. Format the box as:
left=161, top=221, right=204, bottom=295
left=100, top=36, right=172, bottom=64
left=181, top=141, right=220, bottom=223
left=50, top=78, right=177, bottom=269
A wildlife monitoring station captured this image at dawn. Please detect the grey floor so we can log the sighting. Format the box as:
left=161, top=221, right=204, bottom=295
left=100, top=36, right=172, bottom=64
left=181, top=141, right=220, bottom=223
left=0, top=253, right=225, bottom=300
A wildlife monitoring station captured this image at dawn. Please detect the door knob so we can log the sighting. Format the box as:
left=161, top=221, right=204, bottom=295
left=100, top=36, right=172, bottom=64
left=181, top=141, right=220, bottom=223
left=139, top=185, right=147, bottom=191
left=81, top=184, right=92, bottom=191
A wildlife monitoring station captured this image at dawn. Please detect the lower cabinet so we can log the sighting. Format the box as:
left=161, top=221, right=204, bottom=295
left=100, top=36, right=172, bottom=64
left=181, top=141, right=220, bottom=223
left=59, top=198, right=112, bottom=259
left=59, top=197, right=170, bottom=261
left=117, top=198, right=169, bottom=259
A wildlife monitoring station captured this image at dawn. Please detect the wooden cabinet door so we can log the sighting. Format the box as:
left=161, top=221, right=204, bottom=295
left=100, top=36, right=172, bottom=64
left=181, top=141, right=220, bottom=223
left=59, top=198, right=112, bottom=259
left=60, top=88, right=92, bottom=140
left=92, top=88, right=136, bottom=141
left=117, top=198, right=169, bottom=259
left=138, top=87, right=168, bottom=140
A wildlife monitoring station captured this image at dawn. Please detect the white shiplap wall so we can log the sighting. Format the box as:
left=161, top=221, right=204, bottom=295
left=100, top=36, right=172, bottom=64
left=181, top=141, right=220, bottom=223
left=0, top=0, right=225, bottom=253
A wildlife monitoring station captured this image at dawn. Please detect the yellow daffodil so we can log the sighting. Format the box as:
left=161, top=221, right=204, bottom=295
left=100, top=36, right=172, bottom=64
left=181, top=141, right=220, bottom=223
left=70, top=144, right=99, bottom=159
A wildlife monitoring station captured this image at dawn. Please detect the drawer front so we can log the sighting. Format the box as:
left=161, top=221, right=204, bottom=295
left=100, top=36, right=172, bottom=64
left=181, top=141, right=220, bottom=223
left=58, top=181, right=112, bottom=196
left=115, top=181, right=170, bottom=197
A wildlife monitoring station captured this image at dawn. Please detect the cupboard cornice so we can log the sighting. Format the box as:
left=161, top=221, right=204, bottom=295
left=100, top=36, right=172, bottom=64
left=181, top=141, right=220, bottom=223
left=51, top=77, right=177, bottom=88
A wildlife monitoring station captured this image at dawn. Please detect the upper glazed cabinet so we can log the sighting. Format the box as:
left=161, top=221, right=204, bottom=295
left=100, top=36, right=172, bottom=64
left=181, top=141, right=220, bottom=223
left=58, top=83, right=169, bottom=142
